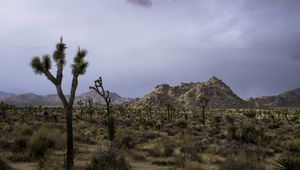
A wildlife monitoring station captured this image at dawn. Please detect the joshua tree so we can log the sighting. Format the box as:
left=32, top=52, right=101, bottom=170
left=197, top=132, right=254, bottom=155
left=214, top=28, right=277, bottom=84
left=197, top=96, right=209, bottom=125
left=77, top=99, right=85, bottom=119
left=85, top=98, right=95, bottom=122
left=30, top=37, right=88, bottom=170
left=89, top=77, right=112, bottom=117
left=0, top=102, right=9, bottom=119
left=166, top=103, right=175, bottom=121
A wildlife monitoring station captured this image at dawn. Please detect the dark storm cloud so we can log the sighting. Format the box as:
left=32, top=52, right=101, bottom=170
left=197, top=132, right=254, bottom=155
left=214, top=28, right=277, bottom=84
left=128, top=0, right=152, bottom=7
left=0, top=0, right=300, bottom=99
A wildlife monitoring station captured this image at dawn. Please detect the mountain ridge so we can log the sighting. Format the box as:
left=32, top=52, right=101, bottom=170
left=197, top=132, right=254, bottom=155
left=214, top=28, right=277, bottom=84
left=133, top=76, right=300, bottom=108
left=0, top=90, right=131, bottom=106
left=1, top=77, right=299, bottom=108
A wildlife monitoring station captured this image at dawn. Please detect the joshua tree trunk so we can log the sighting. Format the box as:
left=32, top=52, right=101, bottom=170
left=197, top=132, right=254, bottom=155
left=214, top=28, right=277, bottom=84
left=66, top=107, right=74, bottom=168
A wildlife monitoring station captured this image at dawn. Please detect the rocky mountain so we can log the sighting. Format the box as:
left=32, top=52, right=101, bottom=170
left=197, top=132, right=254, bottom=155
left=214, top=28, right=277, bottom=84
left=0, top=91, right=131, bottom=106
left=134, top=76, right=247, bottom=108
left=248, top=87, right=300, bottom=108
left=1, top=79, right=299, bottom=108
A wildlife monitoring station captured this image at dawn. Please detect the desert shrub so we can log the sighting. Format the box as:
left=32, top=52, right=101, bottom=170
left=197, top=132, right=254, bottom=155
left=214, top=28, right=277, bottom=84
left=282, top=139, right=300, bottom=153
left=20, top=126, right=34, bottom=136
left=86, top=148, right=131, bottom=170
left=141, top=131, right=160, bottom=141
left=11, top=136, right=29, bottom=152
left=147, top=146, right=164, bottom=157
left=180, top=142, right=201, bottom=161
left=144, top=119, right=156, bottom=128
left=129, top=151, right=146, bottom=161
left=183, top=161, right=203, bottom=170
left=74, top=135, right=96, bottom=145
left=161, top=137, right=177, bottom=157
left=117, top=131, right=136, bottom=149
left=220, top=157, right=265, bottom=170
left=244, top=110, right=256, bottom=119
left=162, top=126, right=178, bottom=136
left=0, top=157, right=14, bottom=170
left=0, top=138, right=11, bottom=150
left=268, top=120, right=282, bottom=129
left=152, top=160, right=175, bottom=166
left=176, top=118, right=187, bottom=128
left=225, top=115, right=236, bottom=124
left=28, top=127, right=63, bottom=159
left=274, top=154, right=300, bottom=170
left=163, top=145, right=174, bottom=157
left=239, top=124, right=267, bottom=145
left=227, top=124, right=237, bottom=140
left=29, top=135, right=55, bottom=159
left=174, top=154, right=187, bottom=168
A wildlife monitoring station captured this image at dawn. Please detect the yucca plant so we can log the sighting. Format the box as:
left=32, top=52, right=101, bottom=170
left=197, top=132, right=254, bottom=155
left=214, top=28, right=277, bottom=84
left=274, top=154, right=300, bottom=170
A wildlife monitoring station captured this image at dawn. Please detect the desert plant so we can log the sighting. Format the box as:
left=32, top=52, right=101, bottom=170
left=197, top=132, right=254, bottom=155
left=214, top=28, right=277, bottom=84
left=197, top=96, right=209, bottom=125
left=85, top=98, right=95, bottom=122
left=0, top=157, right=14, bottom=170
left=86, top=148, right=131, bottom=170
left=77, top=99, right=85, bottom=119
left=274, top=154, right=300, bottom=170
left=0, top=102, right=11, bottom=119
left=176, top=118, right=188, bottom=128
left=244, top=109, right=257, bottom=119
left=220, top=157, right=265, bottom=170
left=90, top=77, right=112, bottom=117
left=29, top=135, right=55, bottom=159
left=11, top=136, right=29, bottom=152
left=239, top=124, right=267, bottom=145
left=227, top=124, right=238, bottom=140
left=107, top=114, right=116, bottom=148
left=30, top=37, right=88, bottom=169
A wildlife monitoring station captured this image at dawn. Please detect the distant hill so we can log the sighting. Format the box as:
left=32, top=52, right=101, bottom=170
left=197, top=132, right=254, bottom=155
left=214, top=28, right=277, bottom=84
left=0, top=91, right=15, bottom=101
left=134, top=76, right=247, bottom=108
left=0, top=91, right=131, bottom=106
left=248, top=87, right=300, bottom=108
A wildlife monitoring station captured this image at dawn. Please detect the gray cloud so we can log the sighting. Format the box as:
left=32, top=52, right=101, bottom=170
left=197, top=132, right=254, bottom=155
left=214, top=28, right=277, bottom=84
left=0, top=0, right=300, bottom=99
left=128, top=0, right=152, bottom=7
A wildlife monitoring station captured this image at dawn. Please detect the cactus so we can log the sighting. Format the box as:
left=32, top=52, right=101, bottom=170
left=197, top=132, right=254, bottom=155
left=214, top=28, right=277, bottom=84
left=30, top=37, right=88, bottom=170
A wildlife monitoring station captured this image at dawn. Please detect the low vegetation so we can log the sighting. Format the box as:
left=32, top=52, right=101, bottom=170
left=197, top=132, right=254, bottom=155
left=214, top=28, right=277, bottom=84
left=0, top=105, right=299, bottom=169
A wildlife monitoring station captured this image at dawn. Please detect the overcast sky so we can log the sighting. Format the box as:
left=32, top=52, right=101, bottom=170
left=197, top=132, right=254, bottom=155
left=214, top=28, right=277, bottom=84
left=0, top=0, right=300, bottom=99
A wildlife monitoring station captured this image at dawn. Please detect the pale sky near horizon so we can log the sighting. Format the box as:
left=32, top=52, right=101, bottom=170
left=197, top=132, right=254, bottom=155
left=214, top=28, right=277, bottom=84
left=0, top=0, right=300, bottom=99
